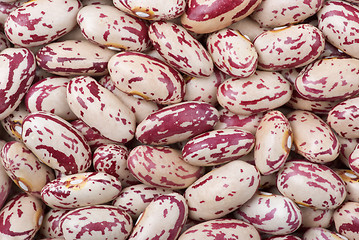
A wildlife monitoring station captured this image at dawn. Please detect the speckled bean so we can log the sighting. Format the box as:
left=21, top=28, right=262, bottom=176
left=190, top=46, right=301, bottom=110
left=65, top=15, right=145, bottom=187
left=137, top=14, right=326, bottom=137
left=40, top=209, right=69, bottom=239
left=303, top=227, right=348, bottom=240
left=217, top=71, right=293, bottom=115
left=4, top=0, right=81, bottom=47
left=1, top=141, right=55, bottom=197
left=149, top=21, right=214, bottom=77
left=0, top=47, right=36, bottom=120
left=67, top=76, right=136, bottom=143
left=287, top=110, right=340, bottom=163
left=206, top=28, right=258, bottom=77
left=338, top=136, right=359, bottom=167
left=348, top=145, right=359, bottom=175
left=127, top=145, right=202, bottom=189
left=93, top=144, right=139, bottom=188
left=36, top=40, right=115, bottom=76
left=234, top=192, right=302, bottom=235
left=180, top=0, right=262, bottom=34
left=178, top=219, right=261, bottom=240
left=41, top=172, right=122, bottom=209
left=253, top=24, right=325, bottom=71
left=0, top=141, right=11, bottom=210
left=277, top=160, right=347, bottom=209
left=295, top=58, right=359, bottom=101
left=128, top=193, right=188, bottom=240
left=112, top=183, right=174, bottom=219
left=136, top=101, right=219, bottom=145
left=0, top=193, right=45, bottom=239
left=182, top=128, right=255, bottom=166
left=0, top=103, right=29, bottom=141
left=77, top=4, right=151, bottom=51
left=333, top=201, right=359, bottom=239
left=25, top=77, right=77, bottom=120
left=61, top=205, right=133, bottom=240
left=22, top=111, right=92, bottom=174
left=300, top=206, right=334, bottom=229
left=113, top=0, right=186, bottom=20
left=108, top=51, right=185, bottom=104
left=185, top=160, right=260, bottom=221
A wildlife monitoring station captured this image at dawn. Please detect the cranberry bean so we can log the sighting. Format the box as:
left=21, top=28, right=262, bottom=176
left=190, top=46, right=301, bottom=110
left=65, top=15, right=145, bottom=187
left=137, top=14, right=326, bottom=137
left=333, top=201, right=359, bottom=239
left=127, top=145, right=202, bottom=189
left=0, top=140, right=11, bottom=210
left=229, top=17, right=269, bottom=41
left=0, top=103, right=29, bottom=141
left=185, top=160, right=260, bottom=221
left=41, top=172, right=122, bottom=209
left=253, top=24, right=325, bottom=71
left=178, top=219, right=261, bottom=240
left=108, top=51, right=185, bottom=104
left=77, top=5, right=151, bottom=51
left=4, top=0, right=81, bottom=47
left=338, top=136, right=359, bottom=167
left=217, top=71, right=293, bottom=115
left=128, top=193, right=188, bottom=240
left=40, top=209, right=69, bottom=239
left=0, top=47, right=36, bottom=120
left=206, top=28, right=258, bottom=78
left=113, top=0, right=186, bottom=20
left=303, top=227, right=348, bottom=240
left=136, top=101, right=219, bottom=145
left=149, top=21, right=214, bottom=77
left=67, top=76, right=136, bottom=143
left=277, top=160, right=347, bottom=210
left=335, top=169, right=359, bottom=202
left=22, top=111, right=92, bottom=174
left=300, top=206, right=334, bottom=229
left=180, top=0, right=262, bottom=34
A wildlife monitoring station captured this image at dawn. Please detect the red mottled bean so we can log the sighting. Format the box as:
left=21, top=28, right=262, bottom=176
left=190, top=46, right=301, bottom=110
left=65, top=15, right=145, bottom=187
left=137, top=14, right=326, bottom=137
left=127, top=145, right=202, bottom=189
left=180, top=0, right=262, bottom=34
left=217, top=71, right=292, bottom=115
left=333, top=201, right=359, bottom=239
left=36, top=40, right=115, bottom=76
left=288, top=110, right=340, bottom=163
left=112, top=183, right=174, bottom=219
left=93, top=144, right=139, bottom=188
left=77, top=5, right=151, bottom=51
left=255, top=110, right=292, bottom=175
left=22, top=111, right=92, bottom=175
left=251, top=0, right=324, bottom=27
left=0, top=47, right=36, bottom=120
left=267, top=236, right=302, bottom=240
left=318, top=0, right=359, bottom=58
left=61, top=205, right=132, bottom=240
left=149, top=21, right=214, bottom=77
left=113, top=0, right=186, bottom=20
left=182, top=128, right=255, bottom=166
left=185, top=160, right=260, bottom=221
left=128, top=193, right=188, bottom=240
left=300, top=206, right=334, bottom=229
left=178, top=219, right=261, bottom=240
left=206, top=28, right=258, bottom=78
left=253, top=24, right=325, bottom=71
left=295, top=58, right=359, bottom=101
left=348, top=144, right=359, bottom=176
left=234, top=192, right=302, bottom=235
left=0, top=193, right=45, bottom=239
left=40, top=209, right=69, bottom=239
left=0, top=141, right=11, bottom=210
left=25, top=77, right=76, bottom=120
left=303, top=227, right=348, bottom=240
left=338, top=136, right=359, bottom=167
left=0, top=103, right=29, bottom=141
left=1, top=141, right=55, bottom=197
left=327, top=96, right=359, bottom=138
left=335, top=169, right=359, bottom=202
left=4, top=0, right=81, bottom=47
left=277, top=160, right=347, bottom=210
left=136, top=101, right=219, bottom=145
left=108, top=51, right=185, bottom=104
left=67, top=76, right=136, bottom=143
left=41, top=172, right=122, bottom=209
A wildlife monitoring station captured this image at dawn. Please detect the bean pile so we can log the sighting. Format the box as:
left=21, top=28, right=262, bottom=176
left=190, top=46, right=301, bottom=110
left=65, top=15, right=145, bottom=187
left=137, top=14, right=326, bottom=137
left=0, top=0, right=359, bottom=239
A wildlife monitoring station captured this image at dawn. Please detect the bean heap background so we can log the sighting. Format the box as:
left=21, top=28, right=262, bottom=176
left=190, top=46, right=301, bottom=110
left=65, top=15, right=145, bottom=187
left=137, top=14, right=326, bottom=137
left=0, top=0, right=358, bottom=239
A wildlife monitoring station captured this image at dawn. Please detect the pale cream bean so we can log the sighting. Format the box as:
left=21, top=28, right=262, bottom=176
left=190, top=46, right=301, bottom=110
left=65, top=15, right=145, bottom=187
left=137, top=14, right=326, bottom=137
left=1, top=141, right=55, bottom=197
left=228, top=17, right=269, bottom=41
left=113, top=0, right=186, bottom=20
left=185, top=160, right=260, bottom=221
left=288, top=110, right=340, bottom=163
left=128, top=193, right=188, bottom=240
left=77, top=5, right=151, bottom=51
left=4, top=0, right=81, bottom=47
left=67, top=76, right=136, bottom=143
